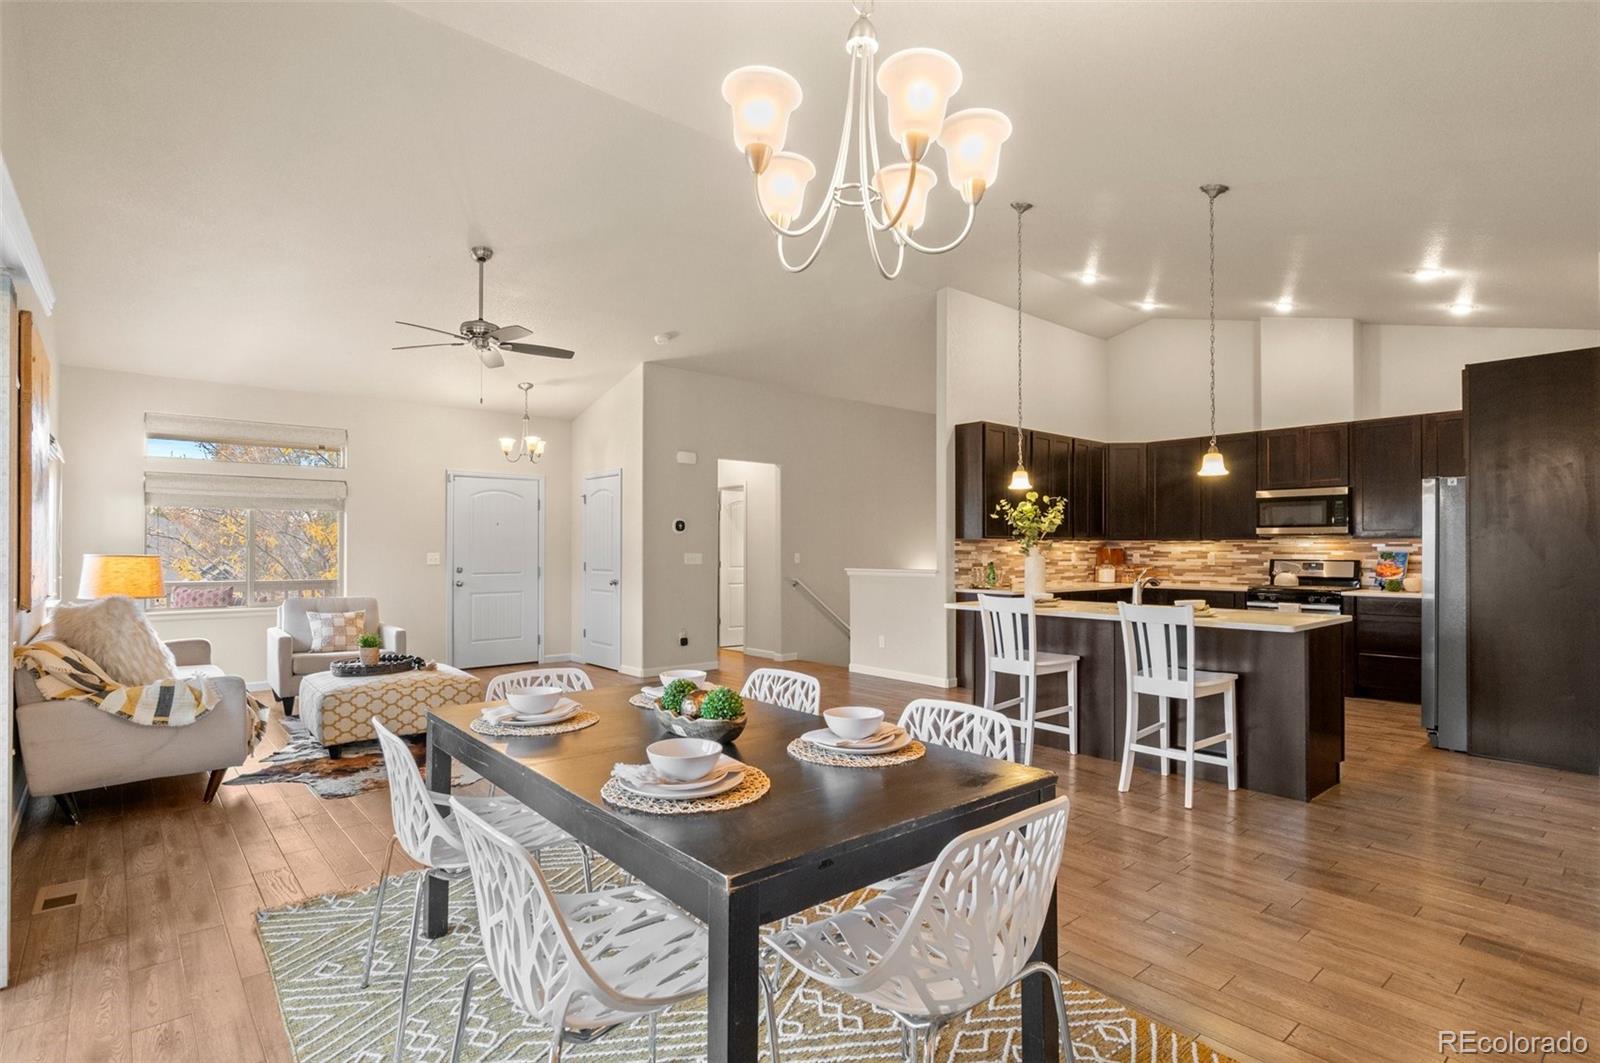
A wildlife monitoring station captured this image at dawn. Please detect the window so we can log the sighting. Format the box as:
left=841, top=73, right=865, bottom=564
left=142, top=416, right=348, bottom=609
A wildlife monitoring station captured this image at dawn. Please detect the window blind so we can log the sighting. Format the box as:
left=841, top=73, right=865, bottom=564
left=144, top=471, right=347, bottom=511
left=144, top=412, right=347, bottom=454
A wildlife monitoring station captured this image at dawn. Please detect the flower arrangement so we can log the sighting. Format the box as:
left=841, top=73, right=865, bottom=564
left=990, top=491, right=1065, bottom=553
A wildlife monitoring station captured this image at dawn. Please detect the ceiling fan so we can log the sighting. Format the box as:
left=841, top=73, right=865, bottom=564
left=393, top=246, right=575, bottom=368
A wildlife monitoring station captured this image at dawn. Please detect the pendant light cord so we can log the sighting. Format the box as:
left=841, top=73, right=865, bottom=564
left=1208, top=189, right=1217, bottom=447
left=1016, top=204, right=1025, bottom=469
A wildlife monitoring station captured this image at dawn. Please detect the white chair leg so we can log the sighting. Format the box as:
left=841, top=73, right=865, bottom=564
left=1157, top=696, right=1171, bottom=776
left=1183, top=695, right=1197, bottom=810
left=360, top=835, right=399, bottom=988
left=391, top=875, right=428, bottom=1063
left=449, top=962, right=486, bottom=1063
left=1021, top=673, right=1037, bottom=765
left=982, top=664, right=996, bottom=713
left=1224, top=683, right=1239, bottom=791
left=647, top=1012, right=658, bottom=1063
left=1117, top=687, right=1138, bottom=792
left=579, top=845, right=595, bottom=891
left=1068, top=662, right=1079, bottom=755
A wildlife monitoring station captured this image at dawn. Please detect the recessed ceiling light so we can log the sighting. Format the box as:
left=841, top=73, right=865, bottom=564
left=654, top=330, right=680, bottom=345
left=1079, top=270, right=1099, bottom=285
left=1273, top=297, right=1294, bottom=314
left=1408, top=266, right=1448, bottom=281
left=1138, top=299, right=1157, bottom=311
left=1448, top=301, right=1474, bottom=317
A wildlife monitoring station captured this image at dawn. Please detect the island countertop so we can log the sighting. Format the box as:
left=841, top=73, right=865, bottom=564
left=945, top=598, right=1350, bottom=634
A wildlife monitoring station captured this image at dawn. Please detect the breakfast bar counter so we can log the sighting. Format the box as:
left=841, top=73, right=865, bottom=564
left=947, top=600, right=1351, bottom=800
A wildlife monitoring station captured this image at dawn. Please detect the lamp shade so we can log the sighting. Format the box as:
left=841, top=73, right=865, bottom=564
left=873, top=162, right=938, bottom=232
left=757, top=151, right=816, bottom=227
left=79, top=554, right=165, bottom=599
left=937, top=107, right=1012, bottom=203
left=1197, top=442, right=1230, bottom=477
left=875, top=48, right=962, bottom=159
left=720, top=66, right=803, bottom=158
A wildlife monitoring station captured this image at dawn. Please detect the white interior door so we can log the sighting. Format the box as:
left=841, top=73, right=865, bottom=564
left=719, top=485, right=747, bottom=648
left=581, top=471, right=622, bottom=670
left=449, top=473, right=542, bottom=668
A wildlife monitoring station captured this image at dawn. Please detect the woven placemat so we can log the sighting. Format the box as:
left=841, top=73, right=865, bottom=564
left=600, top=766, right=770, bottom=815
left=468, top=710, right=600, bottom=738
left=627, top=693, right=656, bottom=709
left=787, top=737, right=926, bottom=768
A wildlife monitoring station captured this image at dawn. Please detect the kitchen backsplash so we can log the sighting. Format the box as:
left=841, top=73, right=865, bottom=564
left=954, top=537, right=1424, bottom=589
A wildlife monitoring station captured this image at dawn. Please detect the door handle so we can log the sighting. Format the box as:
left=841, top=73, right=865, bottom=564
left=608, top=579, right=619, bottom=586
left=455, top=580, right=465, bottom=588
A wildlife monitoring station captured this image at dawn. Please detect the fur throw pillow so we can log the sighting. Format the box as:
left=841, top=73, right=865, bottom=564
left=49, top=596, right=177, bottom=685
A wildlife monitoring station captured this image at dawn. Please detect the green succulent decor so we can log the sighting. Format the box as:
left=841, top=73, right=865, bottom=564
left=658, top=678, right=699, bottom=714
left=356, top=632, right=383, bottom=649
left=698, top=687, right=745, bottom=720
left=991, top=491, right=1066, bottom=552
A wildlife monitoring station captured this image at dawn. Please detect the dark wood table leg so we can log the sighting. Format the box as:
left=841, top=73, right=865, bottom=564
left=1022, top=803, right=1062, bottom=1062
left=424, top=727, right=452, bottom=939
left=707, top=886, right=761, bottom=1063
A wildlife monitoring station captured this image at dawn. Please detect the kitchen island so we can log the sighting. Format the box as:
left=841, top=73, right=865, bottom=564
left=948, top=599, right=1350, bottom=800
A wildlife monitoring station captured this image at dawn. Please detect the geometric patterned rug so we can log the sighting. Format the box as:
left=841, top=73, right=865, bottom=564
left=258, top=853, right=1240, bottom=1063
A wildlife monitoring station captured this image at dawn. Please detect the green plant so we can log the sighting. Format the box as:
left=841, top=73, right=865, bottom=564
left=698, top=687, right=745, bottom=720
left=990, top=491, right=1066, bottom=552
left=356, top=632, right=382, bottom=649
left=658, top=678, right=699, bottom=715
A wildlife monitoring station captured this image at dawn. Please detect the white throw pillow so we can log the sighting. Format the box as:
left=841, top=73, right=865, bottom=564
left=307, top=609, right=366, bottom=652
left=49, top=596, right=177, bottom=685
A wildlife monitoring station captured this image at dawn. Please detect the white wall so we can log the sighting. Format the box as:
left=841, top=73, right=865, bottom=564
left=716, top=459, right=782, bottom=659
left=1259, top=317, right=1359, bottom=428
left=846, top=569, right=951, bottom=687
left=640, top=364, right=935, bottom=672
left=570, top=365, right=644, bottom=672
left=1356, top=324, right=1600, bottom=417
left=1105, top=318, right=1261, bottom=440
left=59, top=367, right=572, bottom=681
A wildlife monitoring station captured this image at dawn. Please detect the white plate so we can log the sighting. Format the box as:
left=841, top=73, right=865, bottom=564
left=802, top=726, right=913, bottom=756
left=485, top=698, right=580, bottom=726
left=619, top=766, right=745, bottom=800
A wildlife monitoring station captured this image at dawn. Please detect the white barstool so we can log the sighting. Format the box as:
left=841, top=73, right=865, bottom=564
left=976, top=593, right=1079, bottom=764
left=1115, top=602, right=1239, bottom=809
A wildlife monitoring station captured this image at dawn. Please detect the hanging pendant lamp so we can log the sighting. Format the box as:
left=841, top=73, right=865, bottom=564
left=1007, top=201, right=1033, bottom=491
left=1197, top=183, right=1230, bottom=477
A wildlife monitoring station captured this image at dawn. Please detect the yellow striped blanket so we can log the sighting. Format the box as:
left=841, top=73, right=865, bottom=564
left=13, top=639, right=219, bottom=726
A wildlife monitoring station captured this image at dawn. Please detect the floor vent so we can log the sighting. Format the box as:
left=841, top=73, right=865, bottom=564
left=32, top=879, right=87, bottom=915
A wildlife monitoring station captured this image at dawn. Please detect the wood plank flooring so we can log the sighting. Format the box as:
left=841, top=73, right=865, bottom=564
left=3, top=651, right=1596, bottom=1061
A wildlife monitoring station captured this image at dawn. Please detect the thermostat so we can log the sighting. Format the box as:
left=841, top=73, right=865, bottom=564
left=673, top=519, right=687, bottom=533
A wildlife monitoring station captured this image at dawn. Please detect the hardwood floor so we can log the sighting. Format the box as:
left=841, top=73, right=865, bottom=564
left=3, top=651, right=1596, bottom=1062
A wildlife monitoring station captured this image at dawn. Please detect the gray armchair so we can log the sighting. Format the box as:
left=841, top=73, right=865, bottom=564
left=267, top=595, right=406, bottom=705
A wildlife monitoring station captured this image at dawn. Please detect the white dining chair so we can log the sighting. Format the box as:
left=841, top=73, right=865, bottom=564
left=898, top=698, right=1016, bottom=762
left=485, top=666, right=594, bottom=701
left=741, top=667, right=822, bottom=715
left=365, top=720, right=592, bottom=1063
left=1115, top=602, right=1239, bottom=809
left=764, top=795, right=1075, bottom=1063
left=977, top=593, right=1079, bottom=764
left=447, top=797, right=781, bottom=1063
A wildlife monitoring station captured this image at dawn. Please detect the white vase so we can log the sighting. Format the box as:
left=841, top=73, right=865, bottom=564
left=1023, top=546, right=1046, bottom=599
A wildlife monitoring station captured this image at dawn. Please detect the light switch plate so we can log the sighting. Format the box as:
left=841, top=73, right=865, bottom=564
left=676, top=451, right=698, bottom=464
left=684, top=553, right=703, bottom=565
left=425, top=552, right=441, bottom=566
left=793, top=553, right=801, bottom=564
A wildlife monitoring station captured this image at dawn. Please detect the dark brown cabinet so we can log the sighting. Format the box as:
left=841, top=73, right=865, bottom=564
left=1070, top=439, right=1106, bottom=539
left=1200, top=432, right=1260, bottom=539
left=955, top=421, right=1029, bottom=539
left=1422, top=411, right=1466, bottom=478
left=1104, top=444, right=1147, bottom=539
left=1346, top=595, right=1421, bottom=702
left=1258, top=422, right=1348, bottom=489
left=1146, top=438, right=1206, bottom=540
left=1029, top=431, right=1075, bottom=538
left=1351, top=415, right=1423, bottom=537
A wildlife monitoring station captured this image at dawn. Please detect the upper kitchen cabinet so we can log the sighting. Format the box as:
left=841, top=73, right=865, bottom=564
left=1351, top=414, right=1423, bottom=537
left=1029, top=431, right=1076, bottom=538
left=1200, top=432, right=1260, bottom=539
left=1422, top=411, right=1466, bottom=478
left=1147, top=437, right=1206, bottom=540
left=954, top=421, right=1030, bottom=539
left=1071, top=439, right=1107, bottom=539
left=1258, top=422, right=1348, bottom=489
left=1104, top=443, right=1147, bottom=539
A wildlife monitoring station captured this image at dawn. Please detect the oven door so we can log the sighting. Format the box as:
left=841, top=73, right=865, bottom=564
left=1255, top=487, right=1350, bottom=535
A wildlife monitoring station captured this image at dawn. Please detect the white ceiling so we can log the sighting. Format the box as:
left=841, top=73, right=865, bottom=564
left=4, top=1, right=1596, bottom=418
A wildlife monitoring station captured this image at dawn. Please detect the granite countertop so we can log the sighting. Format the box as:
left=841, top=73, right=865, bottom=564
left=945, top=598, right=1351, bottom=633
left=1340, top=588, right=1423, bottom=599
left=954, top=580, right=1253, bottom=594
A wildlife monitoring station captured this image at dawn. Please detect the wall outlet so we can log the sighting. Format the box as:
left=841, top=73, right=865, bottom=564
left=793, top=552, right=801, bottom=565
left=877, top=634, right=886, bottom=648
left=425, top=552, right=441, bottom=566
left=676, top=451, right=697, bottom=464
left=684, top=552, right=703, bottom=565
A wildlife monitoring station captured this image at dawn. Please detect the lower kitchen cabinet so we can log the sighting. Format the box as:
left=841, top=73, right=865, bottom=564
left=1345, top=595, right=1421, bottom=702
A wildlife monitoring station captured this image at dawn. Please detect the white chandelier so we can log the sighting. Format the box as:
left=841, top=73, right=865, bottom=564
left=720, top=1, right=1012, bottom=279
left=499, top=382, right=547, bottom=464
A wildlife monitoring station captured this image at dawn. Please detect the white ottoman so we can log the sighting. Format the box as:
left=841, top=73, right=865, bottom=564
left=297, top=665, right=482, bottom=755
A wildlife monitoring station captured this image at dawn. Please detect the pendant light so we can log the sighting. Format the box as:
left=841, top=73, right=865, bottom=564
left=1197, top=183, right=1229, bottom=477
left=499, top=382, right=547, bottom=463
left=1007, top=201, right=1034, bottom=491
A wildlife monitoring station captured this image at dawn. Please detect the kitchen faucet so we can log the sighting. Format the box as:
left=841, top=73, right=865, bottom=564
left=1132, top=568, right=1163, bottom=604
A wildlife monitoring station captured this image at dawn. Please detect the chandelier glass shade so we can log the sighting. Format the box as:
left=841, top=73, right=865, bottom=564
left=500, top=382, right=546, bottom=464
left=720, top=4, right=1011, bottom=278
left=1196, top=183, right=1230, bottom=478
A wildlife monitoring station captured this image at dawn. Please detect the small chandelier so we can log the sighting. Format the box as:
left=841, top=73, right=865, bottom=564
left=720, top=1, right=1012, bottom=279
left=1197, top=183, right=1230, bottom=478
left=1008, top=202, right=1033, bottom=491
left=499, top=382, right=546, bottom=464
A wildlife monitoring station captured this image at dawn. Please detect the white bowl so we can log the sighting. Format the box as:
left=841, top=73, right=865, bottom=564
left=823, top=706, right=886, bottom=741
left=646, top=738, right=724, bottom=783
left=659, top=669, right=707, bottom=689
left=1174, top=598, right=1211, bottom=611
left=507, top=685, right=564, bottom=714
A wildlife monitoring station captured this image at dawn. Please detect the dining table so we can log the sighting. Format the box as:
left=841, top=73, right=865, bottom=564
left=425, top=685, right=1063, bottom=1063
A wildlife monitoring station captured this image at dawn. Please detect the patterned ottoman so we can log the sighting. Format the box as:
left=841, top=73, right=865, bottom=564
left=297, top=665, right=482, bottom=756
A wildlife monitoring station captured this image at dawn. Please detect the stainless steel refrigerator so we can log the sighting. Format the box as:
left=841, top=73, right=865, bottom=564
left=1422, top=476, right=1468, bottom=751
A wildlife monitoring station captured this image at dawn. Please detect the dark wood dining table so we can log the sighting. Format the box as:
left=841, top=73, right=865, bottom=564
left=426, top=686, right=1062, bottom=1063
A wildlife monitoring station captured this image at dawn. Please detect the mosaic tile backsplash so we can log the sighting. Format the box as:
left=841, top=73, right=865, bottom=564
left=955, top=537, right=1424, bottom=590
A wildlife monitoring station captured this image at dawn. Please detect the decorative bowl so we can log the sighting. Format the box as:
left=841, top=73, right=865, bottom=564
left=660, top=668, right=708, bottom=688
left=507, top=685, right=564, bottom=714
left=654, top=705, right=746, bottom=743
left=823, top=706, right=885, bottom=741
left=646, top=738, right=724, bottom=782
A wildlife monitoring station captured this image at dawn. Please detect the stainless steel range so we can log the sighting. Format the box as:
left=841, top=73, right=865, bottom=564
left=1246, top=559, right=1361, bottom=613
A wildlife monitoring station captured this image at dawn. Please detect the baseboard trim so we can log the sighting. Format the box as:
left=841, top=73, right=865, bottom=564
left=848, top=662, right=957, bottom=689
left=618, top=659, right=721, bottom=679
left=540, top=653, right=580, bottom=663
left=743, top=646, right=799, bottom=662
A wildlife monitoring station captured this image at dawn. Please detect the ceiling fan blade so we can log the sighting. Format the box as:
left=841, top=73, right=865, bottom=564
left=478, top=347, right=506, bottom=369
left=395, top=320, right=468, bottom=340
left=498, top=341, right=576, bottom=360
left=489, top=324, right=531, bottom=342
left=392, top=342, right=466, bottom=350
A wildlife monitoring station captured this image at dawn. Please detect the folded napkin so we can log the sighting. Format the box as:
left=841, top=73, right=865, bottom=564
left=823, top=724, right=905, bottom=749
left=482, top=699, right=574, bottom=724
left=613, top=755, right=740, bottom=788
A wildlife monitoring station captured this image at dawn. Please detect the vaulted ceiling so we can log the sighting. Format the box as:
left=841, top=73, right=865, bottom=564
left=4, top=1, right=1595, bottom=417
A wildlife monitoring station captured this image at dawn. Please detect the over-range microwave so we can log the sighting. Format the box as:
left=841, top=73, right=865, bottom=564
left=1255, top=487, right=1351, bottom=536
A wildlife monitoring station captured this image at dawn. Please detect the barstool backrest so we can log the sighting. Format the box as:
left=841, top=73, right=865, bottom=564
left=1117, top=603, right=1198, bottom=698
left=977, top=593, right=1038, bottom=678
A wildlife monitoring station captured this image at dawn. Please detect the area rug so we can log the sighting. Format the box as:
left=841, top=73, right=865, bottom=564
left=225, top=716, right=421, bottom=799
left=258, top=853, right=1239, bottom=1063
